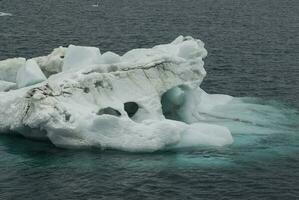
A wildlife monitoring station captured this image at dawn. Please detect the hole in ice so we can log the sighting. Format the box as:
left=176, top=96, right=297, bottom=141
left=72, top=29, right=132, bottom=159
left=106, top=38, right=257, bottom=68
left=97, top=107, right=121, bottom=117
left=95, top=81, right=103, bottom=87
left=124, top=102, right=139, bottom=118
left=83, top=87, right=89, bottom=93
left=161, top=86, right=186, bottom=121
left=65, top=113, right=71, bottom=121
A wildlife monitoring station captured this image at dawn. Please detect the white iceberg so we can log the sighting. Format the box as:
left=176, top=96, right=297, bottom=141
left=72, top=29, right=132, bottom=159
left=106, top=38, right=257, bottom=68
left=0, top=36, right=236, bottom=152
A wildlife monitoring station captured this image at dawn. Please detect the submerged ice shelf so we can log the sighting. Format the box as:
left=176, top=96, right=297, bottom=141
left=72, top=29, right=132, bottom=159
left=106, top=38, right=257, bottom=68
left=0, top=36, right=293, bottom=152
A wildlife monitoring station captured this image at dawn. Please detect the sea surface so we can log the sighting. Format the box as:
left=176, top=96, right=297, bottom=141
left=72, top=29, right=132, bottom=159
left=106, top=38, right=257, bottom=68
left=0, top=0, right=299, bottom=199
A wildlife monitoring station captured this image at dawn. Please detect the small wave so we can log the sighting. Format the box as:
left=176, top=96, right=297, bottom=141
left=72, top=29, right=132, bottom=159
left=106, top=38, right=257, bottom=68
left=0, top=12, right=13, bottom=17
left=92, top=0, right=101, bottom=7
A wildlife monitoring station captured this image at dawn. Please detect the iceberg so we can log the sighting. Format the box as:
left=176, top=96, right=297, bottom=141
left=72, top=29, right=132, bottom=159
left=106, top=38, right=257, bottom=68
left=0, top=36, right=236, bottom=152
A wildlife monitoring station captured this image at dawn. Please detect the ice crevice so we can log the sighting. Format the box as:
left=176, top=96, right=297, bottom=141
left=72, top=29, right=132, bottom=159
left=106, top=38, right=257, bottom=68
left=0, top=35, right=239, bottom=152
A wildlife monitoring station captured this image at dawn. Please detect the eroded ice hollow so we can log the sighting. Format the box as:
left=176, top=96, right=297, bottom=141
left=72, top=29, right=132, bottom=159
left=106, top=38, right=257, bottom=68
left=0, top=36, right=236, bottom=152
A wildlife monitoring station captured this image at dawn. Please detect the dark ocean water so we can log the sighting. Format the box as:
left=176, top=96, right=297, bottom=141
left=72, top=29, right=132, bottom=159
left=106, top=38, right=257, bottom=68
left=0, top=0, right=299, bottom=199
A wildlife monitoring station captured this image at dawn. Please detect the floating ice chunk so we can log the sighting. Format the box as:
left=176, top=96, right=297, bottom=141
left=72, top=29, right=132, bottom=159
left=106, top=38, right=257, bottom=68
left=16, top=59, right=47, bottom=88
left=0, top=58, right=26, bottom=82
left=62, top=45, right=101, bottom=72
left=0, top=80, right=16, bottom=92
left=0, top=35, right=238, bottom=152
left=98, top=51, right=121, bottom=64
left=0, top=12, right=12, bottom=17
left=176, top=123, right=233, bottom=148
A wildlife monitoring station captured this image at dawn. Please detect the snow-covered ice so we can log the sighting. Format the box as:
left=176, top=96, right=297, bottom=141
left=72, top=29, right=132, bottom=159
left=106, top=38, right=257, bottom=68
left=0, top=36, right=238, bottom=152
left=0, top=80, right=16, bottom=92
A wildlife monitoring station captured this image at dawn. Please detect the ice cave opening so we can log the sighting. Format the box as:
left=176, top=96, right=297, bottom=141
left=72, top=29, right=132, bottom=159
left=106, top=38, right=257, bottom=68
left=161, top=86, right=187, bottom=122
left=97, top=107, right=121, bottom=117
left=124, top=102, right=139, bottom=118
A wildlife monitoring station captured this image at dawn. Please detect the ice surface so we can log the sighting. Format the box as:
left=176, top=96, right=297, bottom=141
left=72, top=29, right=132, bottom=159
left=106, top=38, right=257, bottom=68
left=62, top=45, right=101, bottom=71
left=98, top=51, right=121, bottom=64
left=34, top=46, right=66, bottom=77
left=2, top=35, right=283, bottom=152
left=0, top=80, right=16, bottom=92
left=176, top=123, right=233, bottom=148
left=16, top=59, right=47, bottom=88
left=0, top=58, right=26, bottom=82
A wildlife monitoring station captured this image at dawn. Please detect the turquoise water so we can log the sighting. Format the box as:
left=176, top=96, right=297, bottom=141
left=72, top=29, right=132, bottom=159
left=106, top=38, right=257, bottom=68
left=1, top=98, right=299, bottom=199
left=1, top=0, right=299, bottom=199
